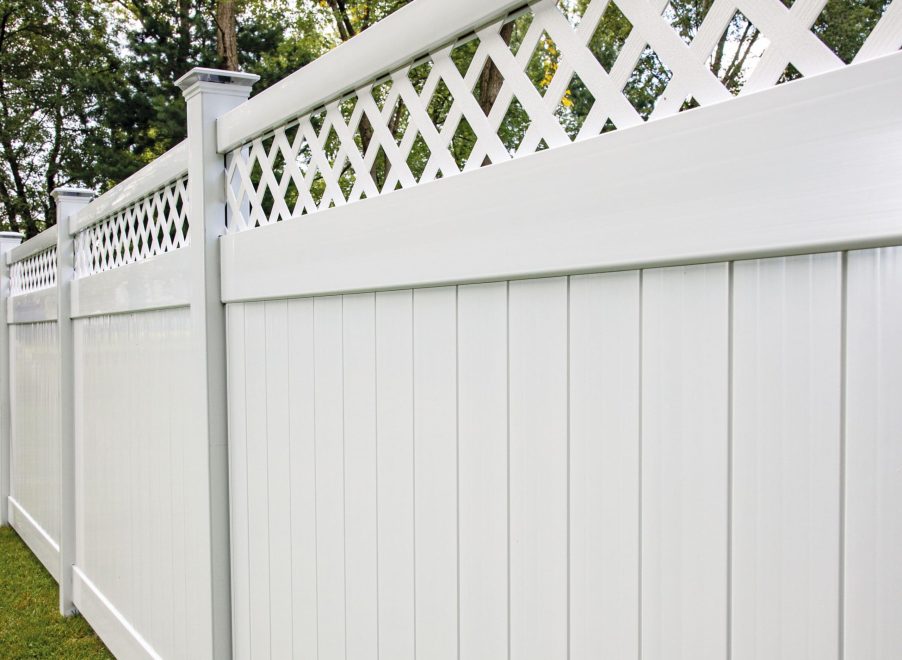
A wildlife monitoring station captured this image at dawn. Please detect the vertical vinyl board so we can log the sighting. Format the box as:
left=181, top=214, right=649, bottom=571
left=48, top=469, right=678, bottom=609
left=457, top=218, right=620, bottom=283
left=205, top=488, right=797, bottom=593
left=375, top=289, right=416, bottom=660
left=226, top=304, right=251, bottom=659
left=9, top=322, right=60, bottom=546
left=342, top=292, right=379, bottom=659
left=73, top=321, right=85, bottom=569
left=73, top=309, right=192, bottom=657
left=569, top=271, right=641, bottom=660
left=508, top=277, right=569, bottom=660
left=171, top=311, right=191, bottom=657
left=844, top=247, right=902, bottom=659
left=314, top=296, right=346, bottom=660
left=412, top=287, right=458, bottom=660
left=151, top=311, right=171, bottom=646
left=159, top=313, right=181, bottom=657
left=457, top=282, right=509, bottom=660
left=243, top=302, right=271, bottom=658
left=641, top=263, right=729, bottom=660
left=287, top=298, right=319, bottom=658
left=731, top=254, right=842, bottom=660
left=135, top=316, right=150, bottom=639
left=265, top=300, right=294, bottom=655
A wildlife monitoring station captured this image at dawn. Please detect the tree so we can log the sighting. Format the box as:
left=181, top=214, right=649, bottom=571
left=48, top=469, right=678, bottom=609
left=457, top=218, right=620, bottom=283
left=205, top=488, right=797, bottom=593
left=0, top=0, right=118, bottom=236
left=216, top=0, right=239, bottom=70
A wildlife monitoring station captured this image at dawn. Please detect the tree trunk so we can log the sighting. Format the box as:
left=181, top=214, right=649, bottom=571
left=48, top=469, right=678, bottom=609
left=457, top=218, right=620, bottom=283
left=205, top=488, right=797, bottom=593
left=216, top=0, right=239, bottom=71
left=478, top=22, right=514, bottom=116
left=478, top=21, right=514, bottom=165
left=176, top=0, right=191, bottom=72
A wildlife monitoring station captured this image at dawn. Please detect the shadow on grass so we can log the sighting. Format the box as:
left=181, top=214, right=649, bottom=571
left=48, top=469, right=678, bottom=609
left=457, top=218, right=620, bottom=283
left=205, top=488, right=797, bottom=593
left=0, top=525, right=111, bottom=659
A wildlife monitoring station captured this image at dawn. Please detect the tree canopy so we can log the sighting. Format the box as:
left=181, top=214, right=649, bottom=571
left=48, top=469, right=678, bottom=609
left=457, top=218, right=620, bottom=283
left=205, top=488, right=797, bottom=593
left=0, top=0, right=892, bottom=237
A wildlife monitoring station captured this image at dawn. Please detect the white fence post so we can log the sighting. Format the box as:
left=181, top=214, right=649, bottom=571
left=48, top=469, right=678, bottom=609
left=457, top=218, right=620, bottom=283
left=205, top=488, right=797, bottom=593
left=0, top=231, right=24, bottom=527
left=175, top=67, right=258, bottom=658
left=52, top=187, right=94, bottom=616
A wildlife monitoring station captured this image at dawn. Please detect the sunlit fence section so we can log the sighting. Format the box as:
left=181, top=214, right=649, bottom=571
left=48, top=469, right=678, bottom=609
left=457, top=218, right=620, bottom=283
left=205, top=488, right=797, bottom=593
left=2, top=1, right=902, bottom=659
left=4, top=226, right=61, bottom=581
left=10, top=244, right=57, bottom=296
left=222, top=0, right=902, bottom=231
left=72, top=142, right=189, bottom=278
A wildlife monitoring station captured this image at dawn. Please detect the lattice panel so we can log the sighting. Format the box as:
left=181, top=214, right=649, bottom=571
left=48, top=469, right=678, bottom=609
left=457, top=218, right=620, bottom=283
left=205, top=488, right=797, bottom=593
left=226, top=0, right=902, bottom=232
left=74, top=176, right=189, bottom=278
left=9, top=246, right=57, bottom=296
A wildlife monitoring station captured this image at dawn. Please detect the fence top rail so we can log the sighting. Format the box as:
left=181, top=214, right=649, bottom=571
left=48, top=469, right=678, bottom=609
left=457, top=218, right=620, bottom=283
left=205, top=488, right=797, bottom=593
left=7, top=225, right=57, bottom=266
left=216, top=0, right=524, bottom=153
left=70, top=140, right=188, bottom=236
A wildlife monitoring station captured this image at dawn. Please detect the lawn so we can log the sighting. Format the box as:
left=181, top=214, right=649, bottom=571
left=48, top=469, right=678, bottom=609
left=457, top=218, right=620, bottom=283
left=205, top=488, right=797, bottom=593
left=0, top=526, right=111, bottom=659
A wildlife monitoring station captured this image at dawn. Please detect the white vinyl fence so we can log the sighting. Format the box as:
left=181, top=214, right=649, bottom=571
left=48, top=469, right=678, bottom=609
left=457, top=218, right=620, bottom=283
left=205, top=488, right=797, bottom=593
left=1, top=0, right=901, bottom=658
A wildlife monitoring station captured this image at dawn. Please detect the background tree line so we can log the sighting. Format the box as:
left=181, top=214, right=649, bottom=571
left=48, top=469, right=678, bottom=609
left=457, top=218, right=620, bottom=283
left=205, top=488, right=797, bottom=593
left=0, top=0, right=890, bottom=237
left=0, top=0, right=411, bottom=236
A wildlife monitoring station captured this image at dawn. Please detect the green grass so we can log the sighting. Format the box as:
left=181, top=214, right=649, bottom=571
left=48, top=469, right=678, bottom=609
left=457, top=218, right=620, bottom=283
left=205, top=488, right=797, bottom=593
left=0, top=526, right=111, bottom=659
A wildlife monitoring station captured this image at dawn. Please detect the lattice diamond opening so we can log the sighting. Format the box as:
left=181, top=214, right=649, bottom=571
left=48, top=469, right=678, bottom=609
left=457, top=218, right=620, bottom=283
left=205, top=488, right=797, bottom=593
left=555, top=73, right=595, bottom=140
left=709, top=10, right=771, bottom=95
left=777, top=63, right=803, bottom=84
left=74, top=176, right=189, bottom=278
left=813, top=0, right=893, bottom=64
left=588, top=1, right=633, bottom=72
left=662, top=1, right=713, bottom=46
left=10, top=246, right=57, bottom=296
left=623, top=46, right=672, bottom=119
left=225, top=0, right=902, bottom=232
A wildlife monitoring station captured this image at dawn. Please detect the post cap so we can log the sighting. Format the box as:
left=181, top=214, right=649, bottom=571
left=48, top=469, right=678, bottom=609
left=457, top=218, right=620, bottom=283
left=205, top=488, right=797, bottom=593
left=0, top=231, right=24, bottom=240
left=51, top=187, right=94, bottom=201
left=175, top=67, right=260, bottom=97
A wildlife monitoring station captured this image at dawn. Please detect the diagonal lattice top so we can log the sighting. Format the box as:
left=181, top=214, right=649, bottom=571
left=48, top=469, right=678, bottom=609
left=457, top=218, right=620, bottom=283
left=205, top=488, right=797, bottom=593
left=74, top=176, right=189, bottom=278
left=225, top=0, right=901, bottom=233
left=9, top=246, right=57, bottom=296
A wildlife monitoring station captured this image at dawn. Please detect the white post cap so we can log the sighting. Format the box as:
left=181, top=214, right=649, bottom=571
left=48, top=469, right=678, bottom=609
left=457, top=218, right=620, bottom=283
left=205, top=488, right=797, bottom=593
left=175, top=67, right=260, bottom=99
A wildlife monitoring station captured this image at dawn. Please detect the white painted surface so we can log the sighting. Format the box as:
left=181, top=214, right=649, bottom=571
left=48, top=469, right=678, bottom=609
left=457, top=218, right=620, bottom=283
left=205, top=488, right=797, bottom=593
left=457, top=282, right=508, bottom=660
left=8, top=321, right=60, bottom=570
left=216, top=0, right=524, bottom=152
left=70, top=141, right=187, bottom=234
left=641, top=263, right=730, bottom=660
left=8, top=287, right=58, bottom=324
left=731, top=254, right=842, bottom=660
left=8, top=496, right=59, bottom=580
left=7, top=225, right=57, bottom=265
left=69, top=248, right=191, bottom=319
left=73, top=308, right=193, bottom=659
left=226, top=243, right=902, bottom=658
left=217, top=0, right=902, bottom=163
left=508, top=277, right=569, bottom=660
left=221, top=52, right=902, bottom=303
left=0, top=231, right=24, bottom=527
left=569, top=271, right=640, bottom=659
left=374, top=289, right=416, bottom=660
left=0, top=14, right=899, bottom=658
left=844, top=246, right=902, bottom=660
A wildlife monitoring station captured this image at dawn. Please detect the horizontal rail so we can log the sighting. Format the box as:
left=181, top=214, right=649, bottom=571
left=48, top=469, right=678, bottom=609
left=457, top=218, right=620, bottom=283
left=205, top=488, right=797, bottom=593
left=221, top=52, right=902, bottom=302
left=71, top=141, right=188, bottom=235
left=7, top=287, right=58, bottom=324
left=7, top=226, right=57, bottom=266
left=8, top=497, right=60, bottom=580
left=73, top=567, right=160, bottom=660
left=216, top=0, right=524, bottom=153
left=70, top=248, right=190, bottom=319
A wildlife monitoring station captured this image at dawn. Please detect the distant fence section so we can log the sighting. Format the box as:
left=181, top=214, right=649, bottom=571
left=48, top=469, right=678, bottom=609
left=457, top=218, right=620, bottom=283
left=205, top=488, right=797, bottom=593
left=5, top=228, right=61, bottom=578
left=2, top=0, right=902, bottom=659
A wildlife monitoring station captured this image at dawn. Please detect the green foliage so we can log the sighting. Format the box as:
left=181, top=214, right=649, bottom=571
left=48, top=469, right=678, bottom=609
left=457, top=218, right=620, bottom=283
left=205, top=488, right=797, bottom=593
left=813, top=0, right=892, bottom=63
left=0, top=0, right=118, bottom=236
left=0, top=526, right=112, bottom=658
